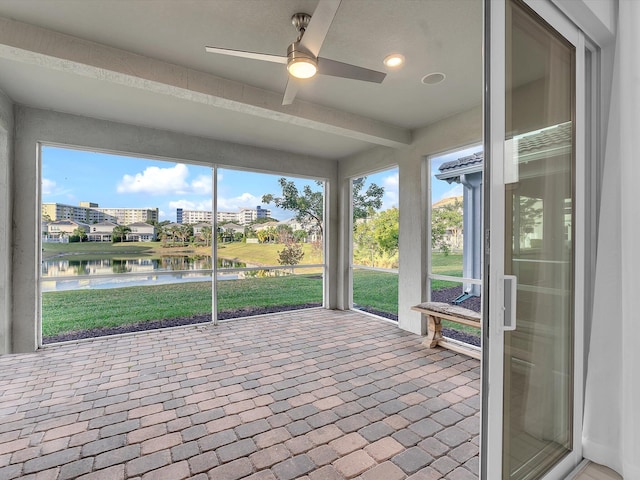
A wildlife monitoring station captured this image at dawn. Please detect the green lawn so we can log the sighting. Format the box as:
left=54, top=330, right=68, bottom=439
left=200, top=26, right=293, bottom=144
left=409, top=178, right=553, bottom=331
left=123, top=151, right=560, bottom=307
left=42, top=242, right=156, bottom=260
left=352, top=269, right=398, bottom=314
left=42, top=275, right=323, bottom=337
left=217, top=242, right=322, bottom=265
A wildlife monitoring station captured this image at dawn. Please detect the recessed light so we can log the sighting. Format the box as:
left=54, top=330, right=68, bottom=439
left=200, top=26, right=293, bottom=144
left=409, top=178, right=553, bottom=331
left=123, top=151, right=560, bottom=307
left=383, top=54, right=405, bottom=68
left=421, top=72, right=446, bottom=85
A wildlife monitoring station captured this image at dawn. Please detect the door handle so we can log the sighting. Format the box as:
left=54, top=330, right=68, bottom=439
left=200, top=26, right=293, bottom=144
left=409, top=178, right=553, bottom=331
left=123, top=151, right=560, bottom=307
left=502, top=275, right=517, bottom=331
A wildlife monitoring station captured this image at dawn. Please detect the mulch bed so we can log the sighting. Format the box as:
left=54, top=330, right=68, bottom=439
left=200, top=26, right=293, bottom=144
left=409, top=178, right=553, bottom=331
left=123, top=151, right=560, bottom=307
left=42, top=303, right=322, bottom=344
left=43, top=287, right=481, bottom=347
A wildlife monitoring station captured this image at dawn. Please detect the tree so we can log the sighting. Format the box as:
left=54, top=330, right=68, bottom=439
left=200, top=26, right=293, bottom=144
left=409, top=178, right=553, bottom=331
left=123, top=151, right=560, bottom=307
left=112, top=225, right=131, bottom=243
left=178, top=224, right=193, bottom=244
left=72, top=227, right=86, bottom=243
left=201, top=225, right=212, bottom=247
left=352, top=207, right=399, bottom=267
left=276, top=224, right=293, bottom=243
left=431, top=200, right=463, bottom=255
left=372, top=207, right=399, bottom=255
left=263, top=176, right=384, bottom=237
left=352, top=177, right=384, bottom=219
left=353, top=218, right=378, bottom=266
left=263, top=179, right=324, bottom=235
left=517, top=196, right=543, bottom=247
left=277, top=241, right=305, bottom=266
left=169, top=224, right=181, bottom=244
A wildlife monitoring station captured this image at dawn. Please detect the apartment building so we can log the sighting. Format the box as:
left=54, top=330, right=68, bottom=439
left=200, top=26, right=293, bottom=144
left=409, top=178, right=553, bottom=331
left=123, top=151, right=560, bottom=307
left=176, top=208, right=213, bottom=224
left=42, top=202, right=116, bottom=224
left=42, top=202, right=158, bottom=225
left=238, top=206, right=271, bottom=225
left=177, top=206, right=271, bottom=225
left=94, top=207, right=159, bottom=225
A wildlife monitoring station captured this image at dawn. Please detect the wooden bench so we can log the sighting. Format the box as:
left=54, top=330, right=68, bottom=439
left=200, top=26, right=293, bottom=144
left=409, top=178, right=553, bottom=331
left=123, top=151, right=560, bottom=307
left=411, top=302, right=481, bottom=359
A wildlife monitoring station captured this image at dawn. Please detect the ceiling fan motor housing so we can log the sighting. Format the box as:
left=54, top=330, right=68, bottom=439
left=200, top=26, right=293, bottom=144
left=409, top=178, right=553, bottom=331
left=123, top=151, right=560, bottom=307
left=286, top=42, right=318, bottom=78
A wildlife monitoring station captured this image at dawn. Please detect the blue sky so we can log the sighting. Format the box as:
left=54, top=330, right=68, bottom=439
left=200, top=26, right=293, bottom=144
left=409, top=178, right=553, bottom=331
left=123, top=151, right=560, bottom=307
left=430, top=144, right=482, bottom=203
left=41, top=145, right=480, bottom=222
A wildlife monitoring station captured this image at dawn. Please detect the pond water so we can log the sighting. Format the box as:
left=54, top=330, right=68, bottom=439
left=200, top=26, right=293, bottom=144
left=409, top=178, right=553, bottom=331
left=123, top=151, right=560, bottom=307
left=41, top=256, right=250, bottom=292
left=42, top=256, right=245, bottom=277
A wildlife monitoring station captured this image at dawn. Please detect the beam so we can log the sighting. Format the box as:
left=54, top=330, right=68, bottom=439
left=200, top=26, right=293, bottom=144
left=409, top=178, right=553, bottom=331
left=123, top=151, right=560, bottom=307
left=0, top=16, right=411, bottom=149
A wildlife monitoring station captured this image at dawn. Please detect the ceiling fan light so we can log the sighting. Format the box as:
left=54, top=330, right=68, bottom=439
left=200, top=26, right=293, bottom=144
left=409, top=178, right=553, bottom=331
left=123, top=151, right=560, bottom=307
left=383, top=53, right=405, bottom=68
left=287, top=57, right=318, bottom=79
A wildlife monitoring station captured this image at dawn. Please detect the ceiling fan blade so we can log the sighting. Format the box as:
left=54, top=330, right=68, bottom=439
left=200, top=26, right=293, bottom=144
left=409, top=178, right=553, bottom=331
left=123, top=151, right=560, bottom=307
left=205, top=46, right=287, bottom=64
left=317, top=57, right=386, bottom=83
left=299, top=0, right=341, bottom=57
left=282, top=78, right=300, bottom=105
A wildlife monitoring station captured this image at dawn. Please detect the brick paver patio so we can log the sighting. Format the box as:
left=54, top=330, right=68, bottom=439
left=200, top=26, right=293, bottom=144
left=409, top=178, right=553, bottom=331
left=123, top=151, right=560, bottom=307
left=0, top=309, right=480, bottom=479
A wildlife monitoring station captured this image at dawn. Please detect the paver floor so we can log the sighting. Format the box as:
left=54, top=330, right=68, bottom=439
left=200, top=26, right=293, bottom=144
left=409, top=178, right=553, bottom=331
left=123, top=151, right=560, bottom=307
left=0, top=309, right=480, bottom=480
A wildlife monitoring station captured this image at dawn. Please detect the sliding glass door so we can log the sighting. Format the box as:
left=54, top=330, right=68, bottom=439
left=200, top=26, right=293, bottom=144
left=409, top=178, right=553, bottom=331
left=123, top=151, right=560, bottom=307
left=484, top=1, right=585, bottom=478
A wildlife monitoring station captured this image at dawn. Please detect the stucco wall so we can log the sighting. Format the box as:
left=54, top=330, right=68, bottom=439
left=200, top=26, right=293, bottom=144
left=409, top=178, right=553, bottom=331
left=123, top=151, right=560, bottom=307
left=339, top=106, right=483, bottom=335
left=10, top=106, right=338, bottom=353
left=0, top=89, right=12, bottom=355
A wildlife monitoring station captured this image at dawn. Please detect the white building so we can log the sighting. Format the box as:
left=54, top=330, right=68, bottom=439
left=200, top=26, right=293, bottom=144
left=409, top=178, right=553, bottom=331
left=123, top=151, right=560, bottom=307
left=126, top=222, right=156, bottom=242
left=42, top=202, right=117, bottom=224
left=94, top=207, right=159, bottom=225
left=42, top=202, right=157, bottom=225
left=45, top=219, right=90, bottom=240
left=237, top=206, right=271, bottom=225
left=177, top=208, right=213, bottom=224
left=86, top=221, right=117, bottom=242
left=178, top=207, right=271, bottom=225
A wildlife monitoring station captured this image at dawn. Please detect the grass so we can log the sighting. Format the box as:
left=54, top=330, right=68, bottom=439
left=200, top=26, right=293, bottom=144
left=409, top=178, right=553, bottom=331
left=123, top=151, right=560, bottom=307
left=43, top=240, right=323, bottom=265
left=42, top=242, right=156, bottom=261
left=217, top=242, right=323, bottom=265
left=42, top=275, right=323, bottom=337
left=352, top=269, right=398, bottom=314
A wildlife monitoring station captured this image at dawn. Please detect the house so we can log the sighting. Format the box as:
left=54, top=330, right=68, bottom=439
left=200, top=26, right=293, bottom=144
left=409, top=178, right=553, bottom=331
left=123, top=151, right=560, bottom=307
left=0, top=1, right=636, bottom=479
left=86, top=221, right=118, bottom=242
left=192, top=222, right=211, bottom=237
left=45, top=219, right=90, bottom=240
left=125, top=222, right=156, bottom=242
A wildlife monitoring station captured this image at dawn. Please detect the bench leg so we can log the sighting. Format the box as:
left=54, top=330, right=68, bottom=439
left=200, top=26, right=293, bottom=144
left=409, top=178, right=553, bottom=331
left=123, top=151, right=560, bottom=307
left=424, top=314, right=443, bottom=348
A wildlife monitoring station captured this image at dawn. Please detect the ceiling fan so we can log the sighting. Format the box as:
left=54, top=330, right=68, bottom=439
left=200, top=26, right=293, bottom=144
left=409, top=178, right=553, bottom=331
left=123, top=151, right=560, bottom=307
left=205, top=0, right=386, bottom=105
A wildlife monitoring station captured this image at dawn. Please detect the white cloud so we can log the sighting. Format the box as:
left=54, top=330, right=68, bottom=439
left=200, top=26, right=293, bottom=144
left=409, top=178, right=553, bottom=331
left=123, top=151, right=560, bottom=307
left=383, top=172, right=399, bottom=188
left=381, top=172, right=399, bottom=209
left=191, top=175, right=213, bottom=195
left=218, top=193, right=262, bottom=212
left=42, top=178, right=56, bottom=195
left=169, top=199, right=212, bottom=211
left=117, top=163, right=212, bottom=196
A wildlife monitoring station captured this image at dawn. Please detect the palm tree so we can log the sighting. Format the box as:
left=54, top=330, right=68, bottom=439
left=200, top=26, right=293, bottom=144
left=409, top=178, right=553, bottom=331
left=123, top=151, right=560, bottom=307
left=112, top=225, right=131, bottom=243
left=73, top=227, right=86, bottom=243
left=179, top=224, right=193, bottom=244
left=201, top=225, right=212, bottom=247
left=170, top=224, right=181, bottom=244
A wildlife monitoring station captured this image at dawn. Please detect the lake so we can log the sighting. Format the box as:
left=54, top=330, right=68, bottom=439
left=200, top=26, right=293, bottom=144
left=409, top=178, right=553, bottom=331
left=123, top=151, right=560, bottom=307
left=41, top=255, right=250, bottom=292
left=42, top=256, right=246, bottom=277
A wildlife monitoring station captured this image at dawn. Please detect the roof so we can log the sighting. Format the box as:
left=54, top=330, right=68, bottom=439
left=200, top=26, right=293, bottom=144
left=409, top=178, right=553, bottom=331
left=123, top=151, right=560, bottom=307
left=128, top=222, right=154, bottom=227
left=435, top=121, right=573, bottom=181
left=439, top=152, right=483, bottom=174
left=517, top=121, right=572, bottom=156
